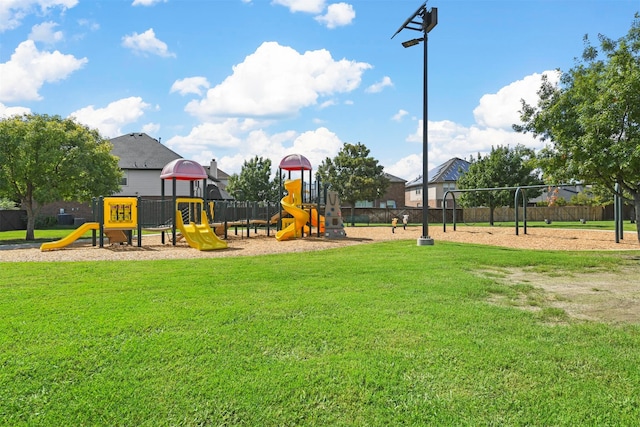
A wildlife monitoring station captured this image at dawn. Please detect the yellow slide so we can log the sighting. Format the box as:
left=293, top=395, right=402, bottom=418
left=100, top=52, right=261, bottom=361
left=276, top=179, right=310, bottom=241
left=40, top=222, right=100, bottom=251
left=309, top=208, right=325, bottom=233
left=176, top=210, right=228, bottom=251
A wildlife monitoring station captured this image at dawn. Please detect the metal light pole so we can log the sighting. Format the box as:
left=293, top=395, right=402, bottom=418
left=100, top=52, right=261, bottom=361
left=392, top=2, right=438, bottom=246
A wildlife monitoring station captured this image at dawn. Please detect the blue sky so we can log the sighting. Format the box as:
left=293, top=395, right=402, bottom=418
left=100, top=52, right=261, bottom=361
left=1, top=0, right=637, bottom=181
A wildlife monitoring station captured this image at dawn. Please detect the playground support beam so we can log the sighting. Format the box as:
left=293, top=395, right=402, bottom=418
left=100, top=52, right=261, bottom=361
left=442, top=190, right=457, bottom=231
left=615, top=182, right=623, bottom=243
left=514, top=188, right=527, bottom=235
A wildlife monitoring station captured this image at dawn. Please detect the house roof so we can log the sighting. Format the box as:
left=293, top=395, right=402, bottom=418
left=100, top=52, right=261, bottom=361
left=405, top=157, right=470, bottom=188
left=384, top=172, right=407, bottom=183
left=204, top=165, right=230, bottom=181
left=110, top=133, right=182, bottom=169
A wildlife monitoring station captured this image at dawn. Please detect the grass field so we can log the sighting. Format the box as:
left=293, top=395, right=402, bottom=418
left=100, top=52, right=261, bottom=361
left=1, top=240, right=639, bottom=425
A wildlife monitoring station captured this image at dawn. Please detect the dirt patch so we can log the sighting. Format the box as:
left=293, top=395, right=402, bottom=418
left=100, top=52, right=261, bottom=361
left=481, top=263, right=640, bottom=324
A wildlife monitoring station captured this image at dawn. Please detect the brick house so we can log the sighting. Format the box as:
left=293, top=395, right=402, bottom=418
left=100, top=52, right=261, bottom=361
left=355, top=172, right=407, bottom=208
left=405, top=157, right=470, bottom=208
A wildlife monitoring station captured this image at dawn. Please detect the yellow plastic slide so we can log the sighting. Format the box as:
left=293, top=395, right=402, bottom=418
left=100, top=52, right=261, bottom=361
left=40, top=222, right=100, bottom=251
left=309, top=208, right=325, bottom=233
left=176, top=210, right=228, bottom=251
left=276, top=179, right=310, bottom=241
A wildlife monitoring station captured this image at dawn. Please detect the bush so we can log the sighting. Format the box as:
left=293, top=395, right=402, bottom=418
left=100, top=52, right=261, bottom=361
left=35, top=216, right=58, bottom=229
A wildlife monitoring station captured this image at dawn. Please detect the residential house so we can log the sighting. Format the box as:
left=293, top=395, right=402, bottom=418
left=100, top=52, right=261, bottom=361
left=110, top=133, right=231, bottom=199
left=405, top=157, right=470, bottom=208
left=355, top=172, right=407, bottom=208
left=529, top=185, right=588, bottom=206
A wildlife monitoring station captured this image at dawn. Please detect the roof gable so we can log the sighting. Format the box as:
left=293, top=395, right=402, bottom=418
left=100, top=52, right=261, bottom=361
left=430, top=157, right=470, bottom=182
left=384, top=172, right=407, bottom=183
left=405, top=157, right=470, bottom=187
left=110, top=133, right=182, bottom=169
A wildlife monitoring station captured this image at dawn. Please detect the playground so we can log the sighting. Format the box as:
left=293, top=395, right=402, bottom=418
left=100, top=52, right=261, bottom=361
left=1, top=224, right=637, bottom=263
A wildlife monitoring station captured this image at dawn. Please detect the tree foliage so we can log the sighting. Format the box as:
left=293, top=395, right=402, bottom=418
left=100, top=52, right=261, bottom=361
left=226, top=156, right=278, bottom=202
left=456, top=145, right=543, bottom=225
left=316, top=142, right=389, bottom=224
left=515, top=14, right=640, bottom=241
left=0, top=114, right=122, bottom=240
left=0, top=198, right=18, bottom=210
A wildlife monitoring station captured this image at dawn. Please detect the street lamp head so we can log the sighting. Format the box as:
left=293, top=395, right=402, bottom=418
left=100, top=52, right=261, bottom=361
left=401, top=37, right=424, bottom=48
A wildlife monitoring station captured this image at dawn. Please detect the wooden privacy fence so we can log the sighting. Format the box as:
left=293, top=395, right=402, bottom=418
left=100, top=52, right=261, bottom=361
left=343, top=205, right=629, bottom=224
left=0, top=210, right=27, bottom=231
left=462, top=206, right=608, bottom=223
left=346, top=207, right=461, bottom=224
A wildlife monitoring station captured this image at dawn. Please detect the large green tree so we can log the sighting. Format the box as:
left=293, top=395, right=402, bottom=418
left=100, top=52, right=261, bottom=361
left=226, top=156, right=278, bottom=201
left=515, top=14, right=640, bottom=242
left=457, top=144, right=543, bottom=225
left=316, top=142, right=389, bottom=225
left=0, top=114, right=122, bottom=240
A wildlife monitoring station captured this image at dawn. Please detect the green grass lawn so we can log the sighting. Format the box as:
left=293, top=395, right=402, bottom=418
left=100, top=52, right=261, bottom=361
left=1, top=241, right=639, bottom=425
left=0, top=227, right=94, bottom=246
left=0, top=227, right=159, bottom=246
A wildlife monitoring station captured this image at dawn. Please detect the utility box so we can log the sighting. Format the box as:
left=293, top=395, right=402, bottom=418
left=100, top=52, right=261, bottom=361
left=57, top=213, right=74, bottom=226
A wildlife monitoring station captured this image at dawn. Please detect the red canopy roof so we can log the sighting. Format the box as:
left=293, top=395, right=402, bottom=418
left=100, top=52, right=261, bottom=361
left=279, top=154, right=312, bottom=171
left=160, top=159, right=207, bottom=180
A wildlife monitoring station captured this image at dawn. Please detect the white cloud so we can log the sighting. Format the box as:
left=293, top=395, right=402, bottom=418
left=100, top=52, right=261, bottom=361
left=170, top=77, right=210, bottom=96
left=165, top=119, right=342, bottom=175
left=29, top=21, right=64, bottom=43
left=0, top=0, right=78, bottom=32
left=392, top=109, right=408, bottom=122
left=165, top=119, right=262, bottom=164
left=0, top=40, right=87, bottom=102
left=314, top=2, right=355, bottom=29
left=0, top=103, right=31, bottom=118
left=393, top=117, right=541, bottom=181
left=365, top=76, right=392, bottom=94
left=69, top=97, right=150, bottom=137
left=77, top=18, right=99, bottom=31
left=132, top=0, right=167, bottom=6
left=385, top=154, right=422, bottom=181
left=287, top=127, right=342, bottom=167
left=142, top=122, right=161, bottom=135
left=319, top=99, right=336, bottom=109
left=217, top=127, right=342, bottom=175
left=185, top=41, right=371, bottom=120
left=409, top=118, right=536, bottom=156
left=388, top=70, right=558, bottom=180
left=122, top=28, right=175, bottom=58
left=473, top=70, right=560, bottom=130
left=272, top=0, right=326, bottom=14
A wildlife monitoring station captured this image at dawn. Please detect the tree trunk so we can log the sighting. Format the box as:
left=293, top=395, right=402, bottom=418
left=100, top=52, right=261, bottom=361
left=489, top=206, right=495, bottom=226
left=634, top=192, right=640, bottom=244
left=24, top=199, right=36, bottom=241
